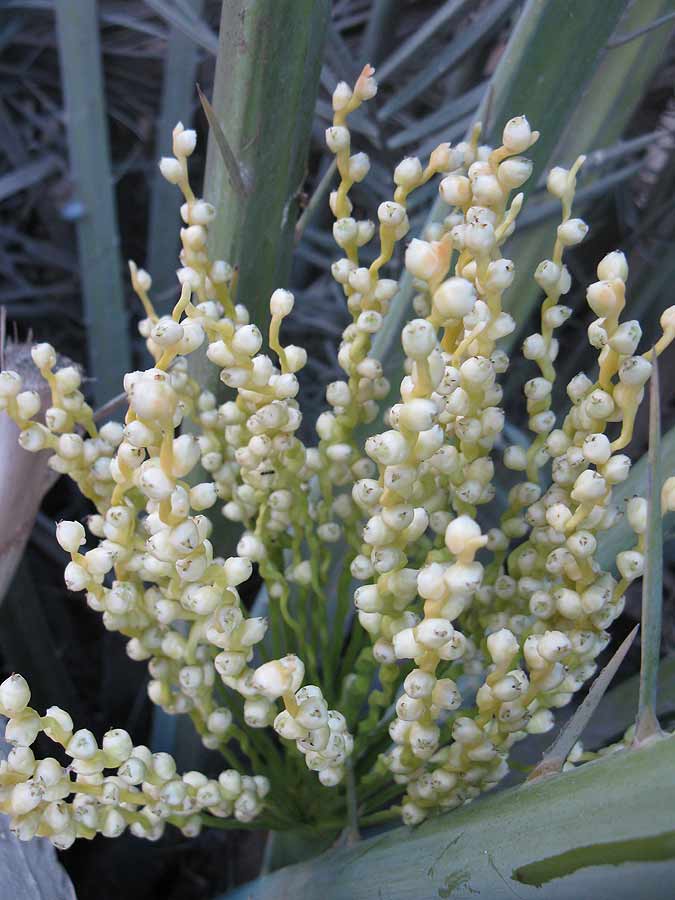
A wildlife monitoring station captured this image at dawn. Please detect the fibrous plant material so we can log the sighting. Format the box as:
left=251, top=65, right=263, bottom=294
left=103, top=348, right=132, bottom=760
left=0, top=65, right=674, bottom=848
left=0, top=344, right=58, bottom=603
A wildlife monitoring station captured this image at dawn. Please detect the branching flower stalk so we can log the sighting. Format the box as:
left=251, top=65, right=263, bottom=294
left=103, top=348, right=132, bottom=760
left=1, top=65, right=675, bottom=846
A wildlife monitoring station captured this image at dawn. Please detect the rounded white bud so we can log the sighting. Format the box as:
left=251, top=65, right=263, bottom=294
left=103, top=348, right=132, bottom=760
left=270, top=289, right=294, bottom=317
left=377, top=201, right=406, bottom=227
left=597, top=251, right=628, bottom=282
left=394, top=156, right=423, bottom=188
left=582, top=433, right=611, bottom=465
left=405, top=239, right=441, bottom=281
left=325, top=125, right=349, bottom=153
left=439, top=174, right=471, bottom=206
left=538, top=630, right=571, bottom=662
left=401, top=318, right=436, bottom=359
left=546, top=167, right=568, bottom=198
left=159, top=157, right=183, bottom=184
left=348, top=152, right=371, bottom=182
left=497, top=157, right=532, bottom=189
left=332, top=81, right=352, bottom=111
left=174, top=129, right=197, bottom=157
left=31, top=343, right=57, bottom=370
left=0, top=674, right=31, bottom=716
left=433, top=277, right=476, bottom=319
left=557, top=218, right=588, bottom=246
left=502, top=115, right=533, bottom=152
left=487, top=628, right=519, bottom=666
left=618, top=356, right=651, bottom=387
left=56, top=520, right=86, bottom=554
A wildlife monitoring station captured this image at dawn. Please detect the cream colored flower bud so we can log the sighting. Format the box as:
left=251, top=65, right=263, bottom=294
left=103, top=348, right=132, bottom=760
left=0, top=673, right=31, bottom=715
left=394, top=156, right=423, bottom=188
left=433, top=679, right=462, bottom=710
left=582, top=432, right=611, bottom=465
left=253, top=658, right=295, bottom=700
left=401, top=318, right=436, bottom=359
left=186, top=200, right=215, bottom=226
left=405, top=239, right=442, bottom=281
left=502, top=115, right=532, bottom=153
left=487, top=628, right=519, bottom=665
left=545, top=503, right=571, bottom=530
left=557, top=218, right=588, bottom=246
left=325, top=126, right=349, bottom=153
left=84, top=546, right=114, bottom=576
left=444, top=515, right=481, bottom=556
left=571, top=469, right=606, bottom=502
left=546, top=166, right=569, bottom=198
left=429, top=142, right=457, bottom=171
left=598, top=455, right=628, bottom=487
left=624, top=496, right=647, bottom=534
left=524, top=376, right=552, bottom=403
left=159, top=156, right=182, bottom=183
left=174, top=129, right=197, bottom=157
left=433, top=277, right=476, bottom=319
left=597, top=250, right=628, bottom=281
left=0, top=370, right=22, bottom=398
left=183, top=224, right=207, bottom=250
left=464, top=221, right=495, bottom=253
left=56, top=520, right=86, bottom=554
left=64, top=561, right=89, bottom=592
left=616, top=550, right=644, bottom=581
left=11, top=781, right=44, bottom=816
left=503, top=445, right=527, bottom=471
left=485, top=258, right=515, bottom=290
left=534, top=259, right=561, bottom=292
left=470, top=175, right=503, bottom=207
left=395, top=692, right=425, bottom=720
left=347, top=152, right=370, bottom=183
left=14, top=390, right=39, bottom=421
left=543, top=305, right=572, bottom=330
left=523, top=333, right=547, bottom=360
left=618, top=356, right=651, bottom=387
left=657, top=305, right=675, bottom=333
left=497, top=157, right=532, bottom=190
left=270, top=288, right=294, bottom=317
left=377, top=201, right=406, bottom=227
left=273, top=710, right=307, bottom=741
left=416, top=618, right=454, bottom=649
left=139, top=464, right=175, bottom=501
left=609, top=320, right=641, bottom=355
left=354, top=70, right=377, bottom=101
left=401, top=669, right=434, bottom=700
left=401, top=802, right=425, bottom=826
left=66, top=728, right=98, bottom=760
left=295, top=695, right=328, bottom=730
left=586, top=280, right=620, bottom=318
left=332, top=81, right=352, bottom=111
left=131, top=378, right=176, bottom=422
left=232, top=324, right=263, bottom=357
left=210, top=260, right=233, bottom=284
left=662, top=476, right=675, bottom=512
left=244, top=697, right=273, bottom=728
left=333, top=217, right=358, bottom=248
left=151, top=318, right=184, bottom=348
left=439, top=174, right=471, bottom=206
left=567, top=530, right=597, bottom=560
left=102, top=728, right=133, bottom=764
left=538, top=630, right=571, bottom=662
left=31, top=342, right=57, bottom=369
left=189, top=482, right=217, bottom=511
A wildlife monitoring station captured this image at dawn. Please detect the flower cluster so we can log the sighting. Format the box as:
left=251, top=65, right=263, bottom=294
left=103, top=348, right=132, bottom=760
left=0, top=674, right=266, bottom=847
left=1, top=65, right=674, bottom=847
